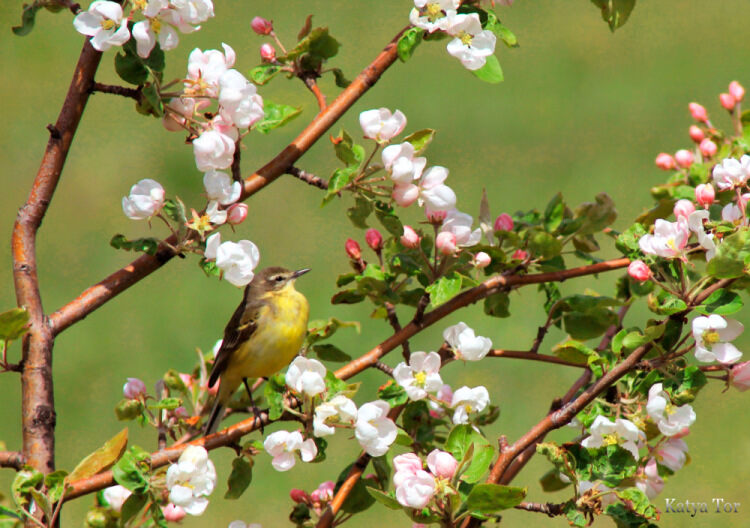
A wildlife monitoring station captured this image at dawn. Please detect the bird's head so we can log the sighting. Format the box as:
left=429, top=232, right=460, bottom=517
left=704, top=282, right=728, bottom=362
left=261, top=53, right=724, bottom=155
left=253, top=266, right=310, bottom=293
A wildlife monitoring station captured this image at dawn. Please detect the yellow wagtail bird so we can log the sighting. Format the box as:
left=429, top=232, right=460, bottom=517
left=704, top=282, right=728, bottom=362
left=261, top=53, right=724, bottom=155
left=204, top=266, right=310, bottom=435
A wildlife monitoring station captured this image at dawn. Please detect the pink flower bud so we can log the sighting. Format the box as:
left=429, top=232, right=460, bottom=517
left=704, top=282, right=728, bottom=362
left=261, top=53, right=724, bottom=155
left=172, top=406, right=188, bottom=419
left=123, top=378, right=146, bottom=400
left=688, top=102, right=708, bottom=122
left=695, top=183, right=715, bottom=208
left=393, top=453, right=423, bottom=475
left=436, top=232, right=457, bottom=255
left=162, top=504, right=186, bottom=522
left=345, top=238, right=361, bottom=260
left=251, top=16, right=273, bottom=35
left=472, top=251, right=491, bottom=268
left=730, top=361, right=750, bottom=391
left=426, top=449, right=458, bottom=479
left=719, top=92, right=736, bottom=111
left=290, top=488, right=310, bottom=504
left=674, top=149, right=694, bottom=168
left=699, top=138, right=717, bottom=158
left=365, top=228, right=383, bottom=251
left=688, top=125, right=705, bottom=143
left=260, top=43, right=276, bottom=62
left=314, top=481, right=335, bottom=502
left=425, top=208, right=447, bottom=224
left=493, top=213, right=514, bottom=232
left=227, top=203, right=248, bottom=225
left=512, top=249, right=528, bottom=261
left=401, top=225, right=420, bottom=248
left=628, top=260, right=651, bottom=282
left=178, top=373, right=193, bottom=388
left=392, top=183, right=419, bottom=207
left=673, top=199, right=695, bottom=220
left=654, top=153, right=676, bottom=171
left=729, top=81, right=745, bottom=102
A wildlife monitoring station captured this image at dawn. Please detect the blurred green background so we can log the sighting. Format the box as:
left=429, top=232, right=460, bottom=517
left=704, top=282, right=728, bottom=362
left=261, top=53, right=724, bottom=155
left=2, top=1, right=750, bottom=526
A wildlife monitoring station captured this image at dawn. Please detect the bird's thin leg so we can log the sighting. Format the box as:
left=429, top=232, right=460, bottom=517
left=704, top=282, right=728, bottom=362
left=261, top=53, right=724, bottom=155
left=243, top=377, right=265, bottom=434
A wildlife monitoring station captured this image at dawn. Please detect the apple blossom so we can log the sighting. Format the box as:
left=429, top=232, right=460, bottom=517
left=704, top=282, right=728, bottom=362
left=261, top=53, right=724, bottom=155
left=166, top=445, right=216, bottom=516
left=205, top=200, right=227, bottom=226
left=286, top=356, right=327, bottom=397
left=123, top=377, right=147, bottom=399
left=310, top=481, right=335, bottom=503
left=263, top=430, right=317, bottom=471
left=428, top=383, right=453, bottom=418
left=401, top=225, right=421, bottom=248
left=251, top=16, right=273, bottom=35
left=674, top=149, right=694, bottom=168
left=393, top=183, right=420, bottom=207
left=638, top=218, right=689, bottom=259
left=382, top=142, right=427, bottom=184
left=162, top=504, right=186, bottom=522
left=627, top=260, right=651, bottom=282
left=688, top=125, right=705, bottom=143
left=227, top=203, right=248, bottom=225
left=102, top=485, right=131, bottom=512
left=426, top=449, right=458, bottom=479
left=169, top=0, right=214, bottom=26
left=393, top=351, right=443, bottom=400
left=418, top=165, right=456, bottom=211
left=729, top=80, right=745, bottom=102
left=647, top=383, right=696, bottom=436
left=218, top=69, right=264, bottom=129
left=450, top=385, right=490, bottom=424
left=635, top=458, right=664, bottom=499
left=721, top=203, right=744, bottom=224
left=685, top=209, right=716, bottom=261
left=673, top=199, right=695, bottom=220
left=712, top=155, right=750, bottom=190
left=473, top=251, right=491, bottom=268
left=73, top=1, right=130, bottom=52
left=393, top=453, right=423, bottom=486
left=699, top=138, right=717, bottom=158
left=185, top=43, right=235, bottom=97
left=409, top=0, right=460, bottom=33
left=443, top=322, right=492, bottom=361
left=359, top=108, right=407, bottom=142
left=719, top=92, right=736, bottom=111
left=440, top=209, right=482, bottom=247
left=193, top=126, right=237, bottom=172
left=688, top=102, right=708, bottom=122
left=692, top=314, right=744, bottom=364
left=365, top=228, right=384, bottom=251
left=132, top=16, right=179, bottom=58
left=654, top=153, right=676, bottom=171
left=395, top=470, right=436, bottom=509
left=313, top=394, right=357, bottom=437
left=436, top=231, right=457, bottom=255
left=445, top=13, right=497, bottom=71
left=655, top=437, right=688, bottom=472
left=512, top=249, right=528, bottom=260
left=581, top=416, right=641, bottom=459
left=494, top=212, right=514, bottom=232
left=163, top=97, right=201, bottom=132
left=730, top=361, right=750, bottom=391
left=204, top=233, right=260, bottom=287
left=260, top=43, right=276, bottom=62
left=122, top=179, right=165, bottom=220
left=695, top=183, right=715, bottom=208
left=354, top=400, right=397, bottom=456
left=345, top=238, right=362, bottom=260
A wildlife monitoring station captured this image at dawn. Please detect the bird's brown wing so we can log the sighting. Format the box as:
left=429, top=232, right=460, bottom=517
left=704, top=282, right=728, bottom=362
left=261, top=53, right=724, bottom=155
left=208, top=293, right=264, bottom=389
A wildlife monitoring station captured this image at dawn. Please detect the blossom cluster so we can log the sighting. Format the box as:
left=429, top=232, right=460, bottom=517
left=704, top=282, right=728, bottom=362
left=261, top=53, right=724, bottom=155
left=391, top=449, right=459, bottom=509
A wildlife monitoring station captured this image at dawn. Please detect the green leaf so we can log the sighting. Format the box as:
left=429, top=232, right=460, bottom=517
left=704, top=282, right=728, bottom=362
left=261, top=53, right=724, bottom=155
left=616, top=223, right=647, bottom=255
left=29, top=489, right=51, bottom=519
left=544, top=192, right=565, bottom=232
left=45, top=470, right=68, bottom=503
left=0, top=505, right=21, bottom=520
left=249, top=64, right=282, bottom=85
left=147, top=397, right=181, bottom=411
left=672, top=366, right=707, bottom=404
left=331, top=289, right=366, bottom=304
left=110, top=234, right=159, bottom=256
left=263, top=373, right=286, bottom=421
left=313, top=343, right=352, bottom=362
left=377, top=380, right=408, bottom=407
left=375, top=203, right=403, bottom=236
left=12, top=2, right=43, bottom=36
left=331, top=68, right=351, bottom=88
left=225, top=457, right=253, bottom=499
left=483, top=292, right=510, bottom=318
left=255, top=101, right=302, bottom=134
left=306, top=317, right=361, bottom=345
left=528, top=230, right=562, bottom=260
left=470, top=55, right=503, bottom=84
left=120, top=493, right=148, bottom=525
left=488, top=12, right=518, bottom=47
left=647, top=290, right=687, bottom=315
left=606, top=487, right=658, bottom=527
left=162, top=198, right=187, bottom=224
left=426, top=273, right=462, bottom=307
left=571, top=444, right=637, bottom=487
left=325, top=166, right=357, bottom=197
left=365, top=487, right=400, bottom=510
left=333, top=130, right=365, bottom=167
left=335, top=465, right=376, bottom=514
left=115, top=40, right=151, bottom=85
left=403, top=129, right=436, bottom=155
left=347, top=196, right=373, bottom=228
left=575, top=193, right=617, bottom=235
left=11, top=468, right=42, bottom=508
left=66, top=428, right=128, bottom=483
left=397, top=27, right=423, bottom=62
left=0, top=307, right=29, bottom=341
left=552, top=340, right=595, bottom=365
left=137, top=83, right=163, bottom=117
left=111, top=446, right=151, bottom=493
left=696, top=288, right=743, bottom=315
left=115, top=398, right=144, bottom=421
left=591, top=0, right=637, bottom=32
left=539, top=468, right=572, bottom=492
left=465, top=483, right=526, bottom=514
left=706, top=228, right=750, bottom=278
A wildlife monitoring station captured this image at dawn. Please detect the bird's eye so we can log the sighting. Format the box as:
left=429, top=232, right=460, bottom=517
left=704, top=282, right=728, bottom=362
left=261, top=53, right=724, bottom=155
left=274, top=275, right=284, bottom=282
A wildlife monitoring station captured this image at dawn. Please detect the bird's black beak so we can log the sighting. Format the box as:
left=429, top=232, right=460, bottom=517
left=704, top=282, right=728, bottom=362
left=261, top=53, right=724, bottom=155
left=292, top=268, right=311, bottom=279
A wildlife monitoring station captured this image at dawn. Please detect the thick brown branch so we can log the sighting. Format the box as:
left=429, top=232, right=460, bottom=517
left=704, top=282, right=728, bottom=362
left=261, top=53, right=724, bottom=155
left=0, top=451, right=26, bottom=470
left=286, top=166, right=328, bottom=190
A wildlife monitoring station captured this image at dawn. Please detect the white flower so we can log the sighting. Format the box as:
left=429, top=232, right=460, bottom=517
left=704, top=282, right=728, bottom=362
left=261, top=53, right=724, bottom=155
left=166, top=446, right=216, bottom=516
left=313, top=395, right=357, bottom=437
left=692, top=314, right=744, bottom=364
left=450, top=385, right=490, bottom=424
left=263, top=430, right=317, bottom=471
left=218, top=69, right=265, bottom=129
left=122, top=179, right=165, bottom=220
left=426, top=449, right=458, bottom=479
left=354, top=400, right=397, bottom=456
left=131, top=0, right=180, bottom=59
left=580, top=416, right=641, bottom=459
left=170, top=0, right=214, bottom=25
left=418, top=166, right=456, bottom=213
left=359, top=108, right=407, bottom=142
left=286, top=356, right=327, bottom=397
left=635, top=458, right=664, bottom=499
left=445, top=13, right=497, bottom=71
left=73, top=1, right=130, bottom=52
left=655, top=438, right=688, bottom=472
left=443, top=322, right=492, bottom=361
left=440, top=210, right=482, bottom=247
left=102, top=485, right=131, bottom=512
left=204, top=233, right=260, bottom=287
left=686, top=210, right=716, bottom=261
left=712, top=155, right=750, bottom=191
left=163, top=96, right=199, bottom=132
left=393, top=351, right=443, bottom=400
left=646, top=383, right=696, bottom=437
left=638, top=219, right=689, bottom=258
left=193, top=124, right=237, bottom=172
left=395, top=469, right=436, bottom=509
left=203, top=170, right=242, bottom=205
left=409, top=0, right=460, bottom=33
left=382, top=142, right=427, bottom=184
left=186, top=43, right=236, bottom=97
left=205, top=200, right=226, bottom=225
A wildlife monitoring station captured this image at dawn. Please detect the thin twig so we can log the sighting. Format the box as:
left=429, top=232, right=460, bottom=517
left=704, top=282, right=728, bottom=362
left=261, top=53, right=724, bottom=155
left=286, top=166, right=328, bottom=190
left=384, top=302, right=410, bottom=361
left=514, top=501, right=566, bottom=516
left=486, top=349, right=587, bottom=368
left=301, top=76, right=327, bottom=112
left=90, top=82, right=140, bottom=100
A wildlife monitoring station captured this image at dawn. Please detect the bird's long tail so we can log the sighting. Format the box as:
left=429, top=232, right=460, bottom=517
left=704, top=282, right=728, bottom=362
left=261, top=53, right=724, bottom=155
left=204, top=398, right=225, bottom=436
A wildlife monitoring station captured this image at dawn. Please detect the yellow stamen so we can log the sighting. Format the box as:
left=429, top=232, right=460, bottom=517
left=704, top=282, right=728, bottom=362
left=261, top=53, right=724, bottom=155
left=459, top=31, right=473, bottom=47
left=601, top=433, right=620, bottom=446
left=414, top=371, right=427, bottom=387
left=101, top=19, right=116, bottom=30
left=151, top=17, right=162, bottom=34
left=702, top=330, right=720, bottom=348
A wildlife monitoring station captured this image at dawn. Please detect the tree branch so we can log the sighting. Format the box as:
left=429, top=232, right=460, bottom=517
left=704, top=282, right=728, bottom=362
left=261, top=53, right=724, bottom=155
left=302, top=76, right=327, bottom=112
left=286, top=166, right=328, bottom=190
left=0, top=451, right=26, bottom=470
left=90, top=82, right=140, bottom=100
left=486, top=349, right=586, bottom=368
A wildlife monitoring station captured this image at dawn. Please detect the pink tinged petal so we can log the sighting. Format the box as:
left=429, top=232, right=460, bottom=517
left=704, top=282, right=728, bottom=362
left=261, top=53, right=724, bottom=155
left=73, top=12, right=102, bottom=36
left=272, top=452, right=296, bottom=472
left=182, top=497, right=209, bottom=516
left=393, top=184, right=420, bottom=207
left=159, top=24, right=180, bottom=51
left=108, top=21, right=131, bottom=46
left=712, top=342, right=743, bottom=364
left=299, top=439, right=318, bottom=462
left=132, top=21, right=156, bottom=58
left=92, top=1, right=123, bottom=21
left=717, top=318, right=744, bottom=342
left=169, top=485, right=193, bottom=506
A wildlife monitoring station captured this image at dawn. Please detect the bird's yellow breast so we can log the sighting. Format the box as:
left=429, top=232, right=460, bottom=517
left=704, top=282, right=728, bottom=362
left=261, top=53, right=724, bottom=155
left=226, top=282, right=309, bottom=381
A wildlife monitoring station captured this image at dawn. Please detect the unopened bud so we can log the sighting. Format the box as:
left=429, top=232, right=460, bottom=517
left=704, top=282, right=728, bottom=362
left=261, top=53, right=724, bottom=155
left=699, top=138, right=717, bottom=158
left=512, top=249, right=528, bottom=261
left=674, top=149, right=694, bottom=168
left=729, top=81, right=745, bottom=102
left=251, top=16, right=273, bottom=35
left=688, top=102, right=708, bottom=122
left=673, top=199, right=695, bottom=220
left=260, top=43, right=276, bottom=62
left=695, top=183, right=715, bottom=208
left=719, top=92, right=736, bottom=111
left=345, top=238, right=361, bottom=260
left=688, top=125, right=705, bottom=143
left=85, top=509, right=112, bottom=528
left=163, top=369, right=187, bottom=392
left=628, top=260, right=651, bottom=282
left=425, top=208, right=447, bottom=224
left=436, top=231, right=457, bottom=255
left=493, top=213, right=514, bottom=232
left=227, top=203, right=248, bottom=225
left=115, top=399, right=144, bottom=421
left=123, top=377, right=146, bottom=399
left=365, top=228, right=383, bottom=251
left=290, top=489, right=309, bottom=504
left=162, top=504, right=186, bottom=522
left=472, top=251, right=491, bottom=268
left=401, top=225, right=421, bottom=248
left=730, top=361, right=750, bottom=391
left=654, top=153, right=676, bottom=171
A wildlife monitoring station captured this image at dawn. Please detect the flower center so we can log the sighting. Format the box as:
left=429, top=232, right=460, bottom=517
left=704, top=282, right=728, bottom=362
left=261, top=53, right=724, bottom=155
left=601, top=433, right=620, bottom=447
left=459, top=31, right=473, bottom=47
left=664, top=401, right=676, bottom=416
left=463, top=403, right=473, bottom=414
left=151, top=17, right=162, bottom=34
left=101, top=18, right=116, bottom=30
left=702, top=330, right=720, bottom=348
left=425, top=3, right=443, bottom=21
left=414, top=371, right=427, bottom=387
